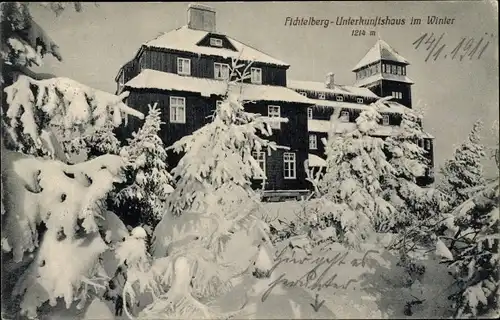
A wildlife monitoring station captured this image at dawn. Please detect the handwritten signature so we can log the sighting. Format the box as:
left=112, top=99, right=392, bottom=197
left=261, top=247, right=379, bottom=302
left=412, top=32, right=493, bottom=62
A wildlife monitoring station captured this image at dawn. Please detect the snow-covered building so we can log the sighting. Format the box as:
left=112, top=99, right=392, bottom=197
left=288, top=41, right=435, bottom=185
left=115, top=4, right=435, bottom=196
left=116, top=4, right=313, bottom=196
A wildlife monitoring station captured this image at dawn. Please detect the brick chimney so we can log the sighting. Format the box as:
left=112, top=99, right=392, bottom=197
left=187, top=3, right=216, bottom=32
left=325, top=72, right=335, bottom=89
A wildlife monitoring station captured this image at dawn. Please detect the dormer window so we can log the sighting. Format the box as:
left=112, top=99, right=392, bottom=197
left=251, top=67, right=262, bottom=84
left=356, top=97, right=364, bottom=104
left=382, top=114, right=390, bottom=126
left=340, top=111, right=349, bottom=122
left=214, top=63, right=230, bottom=80
left=336, top=95, right=344, bottom=102
left=210, top=37, right=223, bottom=47
left=392, top=91, right=403, bottom=99
left=425, top=139, right=431, bottom=150
left=318, top=92, right=326, bottom=100
left=177, top=58, right=191, bottom=75
left=299, top=91, right=307, bottom=97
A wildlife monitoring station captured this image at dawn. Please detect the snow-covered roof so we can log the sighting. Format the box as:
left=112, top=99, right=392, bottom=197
left=288, top=79, right=378, bottom=98
left=308, top=119, right=434, bottom=138
left=311, top=98, right=408, bottom=114
left=353, top=39, right=409, bottom=71
left=143, top=26, right=289, bottom=67
left=308, top=153, right=326, bottom=167
left=125, top=69, right=314, bottom=104
left=354, top=73, right=414, bottom=87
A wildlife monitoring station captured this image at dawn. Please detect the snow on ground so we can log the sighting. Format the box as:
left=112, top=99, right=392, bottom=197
left=20, top=200, right=456, bottom=319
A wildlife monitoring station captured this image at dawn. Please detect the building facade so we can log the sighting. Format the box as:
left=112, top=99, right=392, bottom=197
left=116, top=4, right=435, bottom=197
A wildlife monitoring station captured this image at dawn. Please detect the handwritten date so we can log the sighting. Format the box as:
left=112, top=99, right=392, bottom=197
left=412, top=32, right=493, bottom=62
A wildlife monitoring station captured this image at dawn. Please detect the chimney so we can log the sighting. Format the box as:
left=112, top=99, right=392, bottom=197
left=187, top=3, right=216, bottom=32
left=325, top=72, right=335, bottom=89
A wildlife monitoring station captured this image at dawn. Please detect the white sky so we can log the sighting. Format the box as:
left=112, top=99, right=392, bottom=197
left=31, top=1, right=499, bottom=178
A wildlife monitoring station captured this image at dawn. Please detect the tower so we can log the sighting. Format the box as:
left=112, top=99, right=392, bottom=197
left=352, top=39, right=414, bottom=108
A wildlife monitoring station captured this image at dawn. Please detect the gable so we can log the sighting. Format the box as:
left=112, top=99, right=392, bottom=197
left=196, top=33, right=237, bottom=51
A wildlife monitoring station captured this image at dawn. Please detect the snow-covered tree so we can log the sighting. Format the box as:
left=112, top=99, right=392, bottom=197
left=145, top=60, right=278, bottom=318
left=112, top=104, right=174, bottom=231
left=317, top=98, right=397, bottom=246
left=445, top=180, right=499, bottom=318
left=383, top=108, right=448, bottom=230
left=440, top=120, right=486, bottom=209
left=1, top=3, right=143, bottom=318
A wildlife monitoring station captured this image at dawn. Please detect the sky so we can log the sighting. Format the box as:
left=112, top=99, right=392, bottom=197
left=31, top=1, right=499, bottom=178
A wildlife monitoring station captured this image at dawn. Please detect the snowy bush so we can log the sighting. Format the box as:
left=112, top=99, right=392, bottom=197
left=3, top=75, right=141, bottom=159
left=1, top=150, right=126, bottom=318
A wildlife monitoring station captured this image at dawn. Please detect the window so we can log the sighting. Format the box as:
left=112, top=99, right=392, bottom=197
left=402, top=66, right=406, bottom=76
left=356, top=97, right=364, bottom=104
left=418, top=139, right=424, bottom=148
left=268, top=105, right=281, bottom=129
left=392, top=65, right=397, bottom=74
left=214, top=63, right=230, bottom=80
left=307, top=107, right=313, bottom=120
left=425, top=139, right=431, bottom=150
left=252, top=151, right=266, bottom=179
left=382, top=114, right=390, bottom=126
left=382, top=64, right=386, bottom=73
left=336, top=95, right=344, bottom=102
left=318, top=92, right=326, bottom=100
left=392, top=91, right=402, bottom=99
left=283, top=152, right=296, bottom=179
left=397, top=66, right=402, bottom=75
left=309, top=134, right=317, bottom=150
left=375, top=64, right=380, bottom=73
left=299, top=91, right=307, bottom=97
left=170, top=97, right=186, bottom=123
left=210, top=37, right=223, bottom=47
left=340, top=110, right=349, bottom=122
left=250, top=67, right=262, bottom=84
left=177, top=58, right=191, bottom=75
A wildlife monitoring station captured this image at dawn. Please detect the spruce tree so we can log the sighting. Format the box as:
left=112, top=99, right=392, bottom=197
left=145, top=61, right=277, bottom=318
left=440, top=120, right=486, bottom=209
left=383, top=109, right=447, bottom=230
left=1, top=3, right=143, bottom=318
left=446, top=180, right=499, bottom=318
left=112, top=104, right=174, bottom=231
left=318, top=98, right=396, bottom=247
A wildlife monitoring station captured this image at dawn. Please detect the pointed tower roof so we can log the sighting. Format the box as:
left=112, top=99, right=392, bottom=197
left=352, top=39, right=409, bottom=71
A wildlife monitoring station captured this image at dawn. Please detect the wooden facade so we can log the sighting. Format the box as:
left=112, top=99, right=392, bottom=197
left=116, top=14, right=435, bottom=192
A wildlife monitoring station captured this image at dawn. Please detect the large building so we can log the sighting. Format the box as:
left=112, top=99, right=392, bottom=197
left=116, top=4, right=435, bottom=198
